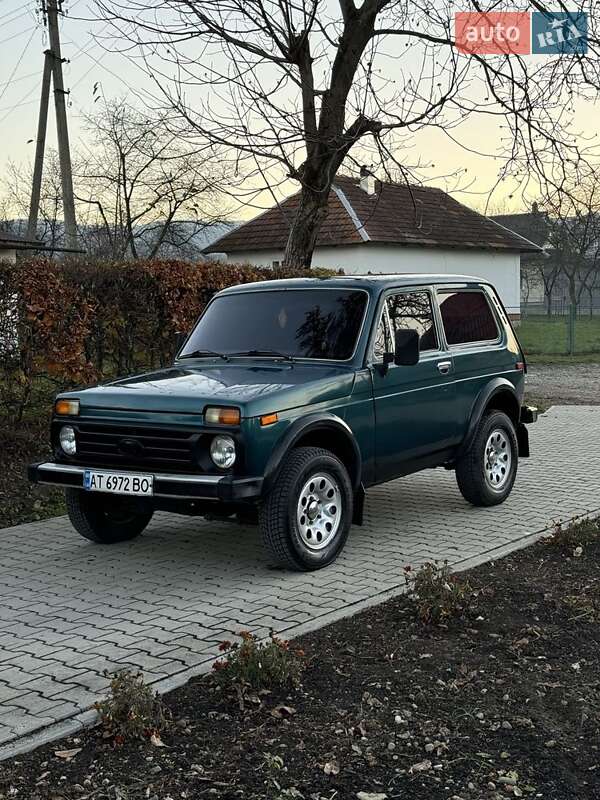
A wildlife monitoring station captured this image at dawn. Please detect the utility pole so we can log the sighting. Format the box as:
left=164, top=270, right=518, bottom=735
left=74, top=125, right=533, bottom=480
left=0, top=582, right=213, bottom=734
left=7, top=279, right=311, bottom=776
left=28, top=0, right=78, bottom=251
left=26, top=51, right=52, bottom=241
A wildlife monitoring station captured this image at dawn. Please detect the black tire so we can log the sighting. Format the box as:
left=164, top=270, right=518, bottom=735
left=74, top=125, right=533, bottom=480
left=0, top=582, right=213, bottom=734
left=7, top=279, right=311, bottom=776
left=456, top=410, right=518, bottom=507
left=259, top=447, right=353, bottom=571
left=65, top=488, right=153, bottom=543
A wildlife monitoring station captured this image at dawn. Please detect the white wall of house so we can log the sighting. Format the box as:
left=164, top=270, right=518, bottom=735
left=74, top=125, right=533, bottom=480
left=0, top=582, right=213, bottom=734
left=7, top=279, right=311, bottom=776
left=223, top=244, right=521, bottom=314
left=0, top=248, right=17, bottom=265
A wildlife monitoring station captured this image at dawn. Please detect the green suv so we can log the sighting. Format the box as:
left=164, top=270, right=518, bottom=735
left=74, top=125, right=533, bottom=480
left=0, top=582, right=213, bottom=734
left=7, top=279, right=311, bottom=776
left=29, top=275, right=537, bottom=571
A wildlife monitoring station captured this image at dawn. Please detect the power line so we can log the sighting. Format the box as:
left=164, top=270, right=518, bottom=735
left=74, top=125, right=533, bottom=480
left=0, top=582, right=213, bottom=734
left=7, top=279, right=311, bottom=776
left=0, top=26, right=37, bottom=104
left=0, top=24, right=38, bottom=46
left=75, top=46, right=160, bottom=108
left=0, top=94, right=39, bottom=120
left=0, top=70, right=39, bottom=89
left=0, top=3, right=34, bottom=23
left=70, top=45, right=109, bottom=91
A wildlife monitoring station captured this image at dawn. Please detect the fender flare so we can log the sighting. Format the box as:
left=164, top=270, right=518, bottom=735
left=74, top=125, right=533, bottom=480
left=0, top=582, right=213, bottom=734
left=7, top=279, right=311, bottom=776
left=458, top=378, right=520, bottom=458
left=262, top=412, right=362, bottom=494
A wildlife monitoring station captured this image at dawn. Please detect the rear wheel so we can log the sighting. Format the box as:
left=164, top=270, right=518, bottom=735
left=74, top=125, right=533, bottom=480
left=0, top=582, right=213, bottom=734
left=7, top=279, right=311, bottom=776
left=259, top=447, right=353, bottom=571
left=456, top=410, right=518, bottom=507
left=65, top=488, right=153, bottom=543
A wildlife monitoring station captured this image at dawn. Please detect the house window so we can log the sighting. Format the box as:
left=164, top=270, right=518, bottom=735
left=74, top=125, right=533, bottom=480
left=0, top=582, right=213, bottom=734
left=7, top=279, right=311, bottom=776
left=438, top=290, right=499, bottom=345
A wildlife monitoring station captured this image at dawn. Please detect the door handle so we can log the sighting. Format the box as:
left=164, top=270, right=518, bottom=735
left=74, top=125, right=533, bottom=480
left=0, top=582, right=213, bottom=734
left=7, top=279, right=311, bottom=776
left=437, top=360, right=452, bottom=374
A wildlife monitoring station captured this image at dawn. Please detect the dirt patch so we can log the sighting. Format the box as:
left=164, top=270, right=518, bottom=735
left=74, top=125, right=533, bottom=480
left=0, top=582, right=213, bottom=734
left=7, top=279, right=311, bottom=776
left=526, top=362, right=600, bottom=406
left=2, top=524, right=600, bottom=799
left=0, top=419, right=65, bottom=529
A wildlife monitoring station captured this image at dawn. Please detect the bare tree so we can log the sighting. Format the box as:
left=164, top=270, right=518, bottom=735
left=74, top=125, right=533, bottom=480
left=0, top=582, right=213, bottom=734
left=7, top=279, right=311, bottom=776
left=2, top=150, right=64, bottom=250
left=75, top=98, right=228, bottom=260
left=541, top=174, right=600, bottom=315
left=92, top=0, right=600, bottom=267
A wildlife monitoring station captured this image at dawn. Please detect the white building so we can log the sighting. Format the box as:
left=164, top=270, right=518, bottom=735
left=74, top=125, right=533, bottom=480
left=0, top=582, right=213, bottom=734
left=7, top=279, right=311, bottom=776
left=205, top=175, right=540, bottom=317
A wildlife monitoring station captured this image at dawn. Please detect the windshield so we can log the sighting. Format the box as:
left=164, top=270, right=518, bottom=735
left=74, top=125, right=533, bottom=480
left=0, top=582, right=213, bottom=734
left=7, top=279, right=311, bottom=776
left=180, top=289, right=368, bottom=361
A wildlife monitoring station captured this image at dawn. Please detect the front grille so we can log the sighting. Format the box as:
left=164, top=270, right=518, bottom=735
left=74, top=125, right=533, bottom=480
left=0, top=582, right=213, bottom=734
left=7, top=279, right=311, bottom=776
left=73, top=423, right=200, bottom=472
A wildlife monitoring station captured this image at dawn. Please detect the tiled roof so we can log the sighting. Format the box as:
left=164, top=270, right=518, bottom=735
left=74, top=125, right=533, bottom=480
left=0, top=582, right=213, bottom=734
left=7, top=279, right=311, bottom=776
left=205, top=176, right=541, bottom=254
left=490, top=211, right=550, bottom=248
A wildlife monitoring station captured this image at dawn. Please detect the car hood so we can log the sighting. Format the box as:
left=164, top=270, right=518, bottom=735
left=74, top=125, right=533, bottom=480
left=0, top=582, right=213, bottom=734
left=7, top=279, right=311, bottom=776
left=65, top=362, right=356, bottom=418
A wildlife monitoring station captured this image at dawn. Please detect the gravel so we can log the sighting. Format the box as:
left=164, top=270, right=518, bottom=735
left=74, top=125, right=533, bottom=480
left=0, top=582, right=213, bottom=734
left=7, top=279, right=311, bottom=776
left=525, top=363, right=600, bottom=406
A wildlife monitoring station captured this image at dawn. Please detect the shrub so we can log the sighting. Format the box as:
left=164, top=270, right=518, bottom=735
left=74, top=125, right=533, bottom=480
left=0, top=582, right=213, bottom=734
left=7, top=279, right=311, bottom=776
left=0, top=257, right=337, bottom=423
left=404, top=561, right=474, bottom=625
left=545, top=517, right=600, bottom=550
left=212, top=631, right=305, bottom=693
left=94, top=669, right=168, bottom=742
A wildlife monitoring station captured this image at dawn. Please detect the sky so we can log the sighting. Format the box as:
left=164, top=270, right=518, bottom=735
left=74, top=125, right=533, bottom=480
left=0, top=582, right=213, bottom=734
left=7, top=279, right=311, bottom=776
left=0, top=0, right=597, bottom=221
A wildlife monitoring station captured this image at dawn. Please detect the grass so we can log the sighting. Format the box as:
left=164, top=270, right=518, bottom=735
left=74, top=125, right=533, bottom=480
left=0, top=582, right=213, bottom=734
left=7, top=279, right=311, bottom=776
left=518, top=315, right=600, bottom=356
left=525, top=352, right=600, bottom=365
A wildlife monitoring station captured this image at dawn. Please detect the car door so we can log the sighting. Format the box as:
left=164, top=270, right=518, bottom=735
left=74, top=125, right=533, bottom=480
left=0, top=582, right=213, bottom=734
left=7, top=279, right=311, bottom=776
left=370, top=288, right=458, bottom=483
left=436, top=287, right=512, bottom=440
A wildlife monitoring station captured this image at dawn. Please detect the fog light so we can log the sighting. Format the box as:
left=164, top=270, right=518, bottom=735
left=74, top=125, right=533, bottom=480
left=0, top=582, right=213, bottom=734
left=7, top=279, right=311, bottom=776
left=210, top=435, right=236, bottom=469
left=59, top=425, right=77, bottom=456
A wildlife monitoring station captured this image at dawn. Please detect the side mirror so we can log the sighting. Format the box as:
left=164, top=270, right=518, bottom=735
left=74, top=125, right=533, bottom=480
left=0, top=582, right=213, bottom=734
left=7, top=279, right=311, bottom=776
left=394, top=329, right=420, bottom=366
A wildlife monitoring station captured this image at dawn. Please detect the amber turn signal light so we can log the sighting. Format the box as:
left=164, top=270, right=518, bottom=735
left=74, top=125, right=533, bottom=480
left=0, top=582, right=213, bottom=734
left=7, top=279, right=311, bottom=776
left=260, top=413, right=278, bottom=427
left=55, top=399, right=80, bottom=416
left=204, top=406, right=241, bottom=425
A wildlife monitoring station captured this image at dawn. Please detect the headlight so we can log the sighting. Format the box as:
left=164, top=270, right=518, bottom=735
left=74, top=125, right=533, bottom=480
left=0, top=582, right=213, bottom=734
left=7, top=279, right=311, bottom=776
left=59, top=425, right=77, bottom=456
left=210, top=435, right=236, bottom=469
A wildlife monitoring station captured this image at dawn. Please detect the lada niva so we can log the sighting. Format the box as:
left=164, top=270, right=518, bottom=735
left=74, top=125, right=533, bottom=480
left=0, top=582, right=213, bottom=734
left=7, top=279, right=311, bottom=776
left=29, top=275, right=537, bottom=570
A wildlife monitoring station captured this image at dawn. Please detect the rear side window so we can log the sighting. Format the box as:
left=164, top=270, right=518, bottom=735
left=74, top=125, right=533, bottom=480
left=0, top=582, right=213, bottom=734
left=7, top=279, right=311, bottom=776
left=438, top=290, right=499, bottom=346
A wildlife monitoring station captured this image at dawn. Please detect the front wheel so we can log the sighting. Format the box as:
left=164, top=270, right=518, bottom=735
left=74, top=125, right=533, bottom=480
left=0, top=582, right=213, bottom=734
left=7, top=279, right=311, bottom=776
left=456, top=411, right=518, bottom=507
left=65, top=488, right=153, bottom=543
left=259, top=447, right=353, bottom=571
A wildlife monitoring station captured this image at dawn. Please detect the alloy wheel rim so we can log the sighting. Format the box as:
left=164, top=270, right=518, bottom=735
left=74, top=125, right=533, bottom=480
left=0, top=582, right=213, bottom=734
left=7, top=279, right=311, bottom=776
left=484, top=428, right=512, bottom=491
left=296, top=472, right=342, bottom=551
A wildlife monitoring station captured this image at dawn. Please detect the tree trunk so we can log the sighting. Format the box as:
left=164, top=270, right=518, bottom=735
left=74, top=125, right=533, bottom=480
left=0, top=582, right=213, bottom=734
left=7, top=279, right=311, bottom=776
left=545, top=284, right=553, bottom=316
left=283, top=183, right=330, bottom=269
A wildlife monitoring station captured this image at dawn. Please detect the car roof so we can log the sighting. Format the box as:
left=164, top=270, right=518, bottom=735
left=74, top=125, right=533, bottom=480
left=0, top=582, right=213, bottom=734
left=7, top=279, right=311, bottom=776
left=217, top=273, right=493, bottom=296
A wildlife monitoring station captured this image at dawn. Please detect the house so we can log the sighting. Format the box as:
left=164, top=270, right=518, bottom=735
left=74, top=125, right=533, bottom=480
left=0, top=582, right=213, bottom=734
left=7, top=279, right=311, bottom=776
left=0, top=231, right=44, bottom=265
left=491, top=204, right=550, bottom=256
left=204, top=173, right=541, bottom=316
left=492, top=205, right=600, bottom=315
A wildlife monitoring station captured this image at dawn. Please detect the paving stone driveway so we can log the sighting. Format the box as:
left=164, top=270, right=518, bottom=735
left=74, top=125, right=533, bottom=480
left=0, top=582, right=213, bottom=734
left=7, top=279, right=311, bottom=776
left=1, top=405, right=599, bottom=756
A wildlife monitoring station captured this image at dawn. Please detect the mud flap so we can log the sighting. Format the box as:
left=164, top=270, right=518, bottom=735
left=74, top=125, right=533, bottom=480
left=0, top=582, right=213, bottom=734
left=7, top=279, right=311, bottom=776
left=353, top=483, right=366, bottom=526
left=517, top=423, right=530, bottom=458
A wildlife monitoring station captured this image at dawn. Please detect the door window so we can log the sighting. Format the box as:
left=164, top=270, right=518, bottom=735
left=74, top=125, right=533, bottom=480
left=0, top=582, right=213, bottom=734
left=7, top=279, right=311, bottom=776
left=386, top=290, right=439, bottom=352
left=373, top=305, right=392, bottom=361
left=438, top=290, right=499, bottom=345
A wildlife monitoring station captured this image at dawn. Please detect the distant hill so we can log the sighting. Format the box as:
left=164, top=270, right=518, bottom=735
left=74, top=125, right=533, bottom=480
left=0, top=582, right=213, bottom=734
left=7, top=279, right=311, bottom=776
left=2, top=219, right=241, bottom=260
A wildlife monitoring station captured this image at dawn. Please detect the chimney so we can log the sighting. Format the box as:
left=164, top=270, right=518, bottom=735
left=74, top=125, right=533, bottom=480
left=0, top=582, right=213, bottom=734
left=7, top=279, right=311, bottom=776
left=360, top=165, right=376, bottom=195
left=532, top=201, right=539, bottom=214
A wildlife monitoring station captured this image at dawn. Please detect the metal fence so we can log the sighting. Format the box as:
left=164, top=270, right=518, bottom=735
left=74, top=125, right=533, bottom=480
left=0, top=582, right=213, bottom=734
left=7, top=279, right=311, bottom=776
left=519, top=301, right=600, bottom=356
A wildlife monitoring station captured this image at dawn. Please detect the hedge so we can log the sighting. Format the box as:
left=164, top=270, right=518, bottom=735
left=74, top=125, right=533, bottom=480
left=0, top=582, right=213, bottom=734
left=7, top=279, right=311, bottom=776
left=0, top=258, right=329, bottom=423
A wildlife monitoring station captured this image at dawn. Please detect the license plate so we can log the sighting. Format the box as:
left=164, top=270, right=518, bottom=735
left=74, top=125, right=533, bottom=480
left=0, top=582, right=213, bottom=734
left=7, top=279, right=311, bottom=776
left=83, top=470, right=154, bottom=496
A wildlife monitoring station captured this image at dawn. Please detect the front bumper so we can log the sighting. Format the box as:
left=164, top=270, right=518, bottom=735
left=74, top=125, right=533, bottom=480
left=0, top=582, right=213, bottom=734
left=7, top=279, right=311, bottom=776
left=28, top=462, right=263, bottom=502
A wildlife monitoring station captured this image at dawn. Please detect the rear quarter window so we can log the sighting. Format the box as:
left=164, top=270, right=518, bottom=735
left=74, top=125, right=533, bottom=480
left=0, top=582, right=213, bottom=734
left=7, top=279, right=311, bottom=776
left=438, top=290, right=500, bottom=346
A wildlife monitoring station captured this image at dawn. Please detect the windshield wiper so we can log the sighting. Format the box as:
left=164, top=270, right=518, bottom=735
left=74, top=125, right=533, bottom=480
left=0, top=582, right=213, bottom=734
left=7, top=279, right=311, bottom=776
left=228, top=349, right=295, bottom=362
left=179, top=349, right=230, bottom=361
